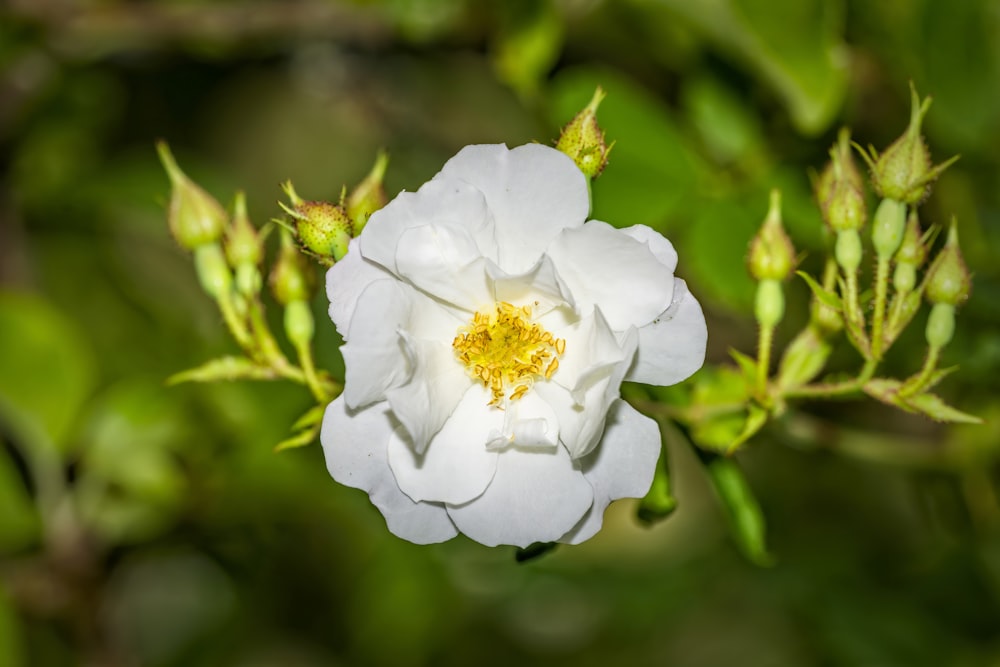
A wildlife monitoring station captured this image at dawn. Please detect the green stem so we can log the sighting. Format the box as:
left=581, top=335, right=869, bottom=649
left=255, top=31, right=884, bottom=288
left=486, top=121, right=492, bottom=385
left=870, top=256, right=891, bottom=359
left=780, top=357, right=878, bottom=400
left=756, top=323, right=773, bottom=399
left=216, top=292, right=255, bottom=352
left=899, top=345, right=940, bottom=398
left=294, top=340, right=327, bottom=403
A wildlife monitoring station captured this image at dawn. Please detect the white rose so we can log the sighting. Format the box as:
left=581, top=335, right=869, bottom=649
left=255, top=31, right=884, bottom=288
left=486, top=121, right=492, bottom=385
left=321, top=144, right=707, bottom=547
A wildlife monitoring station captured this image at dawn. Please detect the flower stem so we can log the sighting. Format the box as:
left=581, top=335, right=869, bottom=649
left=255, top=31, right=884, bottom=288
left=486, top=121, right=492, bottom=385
left=870, top=255, right=891, bottom=359
left=295, top=340, right=327, bottom=403
left=899, top=345, right=940, bottom=398
left=756, top=323, right=773, bottom=399
left=216, top=292, right=255, bottom=352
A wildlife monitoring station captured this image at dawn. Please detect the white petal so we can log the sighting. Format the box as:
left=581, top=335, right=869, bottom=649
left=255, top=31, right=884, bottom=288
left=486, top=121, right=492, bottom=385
left=387, top=384, right=500, bottom=505
left=628, top=279, right=708, bottom=386
left=546, top=220, right=675, bottom=330
left=436, top=144, right=589, bottom=275
left=341, top=280, right=414, bottom=409
left=326, top=240, right=391, bottom=336
left=394, top=224, right=493, bottom=311
left=385, top=333, right=472, bottom=454
left=552, top=307, right=627, bottom=394
left=536, top=326, right=638, bottom=459
left=560, top=400, right=661, bottom=545
left=359, top=179, right=498, bottom=274
left=321, top=397, right=457, bottom=544
left=494, top=390, right=560, bottom=450
left=620, top=224, right=678, bottom=274
left=488, top=253, right=575, bottom=314
left=446, top=445, right=594, bottom=548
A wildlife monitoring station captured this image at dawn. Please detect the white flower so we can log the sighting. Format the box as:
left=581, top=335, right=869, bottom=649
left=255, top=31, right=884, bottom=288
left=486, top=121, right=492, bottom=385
left=321, top=144, right=707, bottom=547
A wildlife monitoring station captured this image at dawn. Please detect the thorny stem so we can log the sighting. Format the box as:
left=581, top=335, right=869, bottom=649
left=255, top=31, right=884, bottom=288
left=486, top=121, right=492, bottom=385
left=295, top=340, right=328, bottom=403
left=756, top=324, right=773, bottom=399
left=900, top=345, right=940, bottom=398
left=216, top=291, right=255, bottom=352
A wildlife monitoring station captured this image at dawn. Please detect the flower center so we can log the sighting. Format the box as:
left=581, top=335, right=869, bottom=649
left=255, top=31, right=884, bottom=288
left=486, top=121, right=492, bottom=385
left=453, top=302, right=565, bottom=407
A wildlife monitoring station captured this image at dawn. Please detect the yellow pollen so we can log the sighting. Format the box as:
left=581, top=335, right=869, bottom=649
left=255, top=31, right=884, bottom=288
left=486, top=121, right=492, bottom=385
left=453, top=301, right=564, bottom=406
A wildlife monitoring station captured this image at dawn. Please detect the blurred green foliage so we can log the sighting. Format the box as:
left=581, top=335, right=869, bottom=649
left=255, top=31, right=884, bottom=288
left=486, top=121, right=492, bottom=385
left=2, top=0, right=1000, bottom=665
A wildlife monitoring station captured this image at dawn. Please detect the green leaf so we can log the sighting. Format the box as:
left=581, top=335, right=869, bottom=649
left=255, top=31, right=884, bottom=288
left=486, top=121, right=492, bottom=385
left=0, top=291, right=96, bottom=453
left=637, top=442, right=677, bottom=525
left=291, top=404, right=327, bottom=431
left=706, top=458, right=774, bottom=566
left=274, top=420, right=321, bottom=452
left=796, top=270, right=842, bottom=311
left=492, top=0, right=564, bottom=100
left=904, top=393, right=983, bottom=425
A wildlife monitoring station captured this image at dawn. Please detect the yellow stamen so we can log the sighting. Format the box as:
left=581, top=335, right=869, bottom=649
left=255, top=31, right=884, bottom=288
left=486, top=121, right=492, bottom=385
left=452, top=302, right=565, bottom=406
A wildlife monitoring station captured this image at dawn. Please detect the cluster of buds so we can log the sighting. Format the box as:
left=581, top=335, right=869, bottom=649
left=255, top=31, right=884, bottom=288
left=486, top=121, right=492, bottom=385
left=280, top=152, right=389, bottom=267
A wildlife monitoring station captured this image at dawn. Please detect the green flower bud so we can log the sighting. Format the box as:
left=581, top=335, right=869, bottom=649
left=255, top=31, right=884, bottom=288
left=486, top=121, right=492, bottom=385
left=270, top=230, right=316, bottom=305
left=194, top=243, right=232, bottom=300
left=555, top=86, right=613, bottom=179
left=893, top=211, right=927, bottom=294
left=872, top=198, right=907, bottom=259
left=834, top=229, right=863, bottom=274
left=925, top=221, right=971, bottom=306
left=225, top=191, right=262, bottom=268
left=346, top=151, right=389, bottom=237
left=755, top=279, right=785, bottom=329
left=817, top=128, right=867, bottom=232
left=157, top=141, right=228, bottom=250
left=859, top=82, right=959, bottom=205
left=281, top=182, right=353, bottom=266
left=284, top=299, right=315, bottom=348
left=748, top=190, right=796, bottom=281
left=926, top=302, right=955, bottom=349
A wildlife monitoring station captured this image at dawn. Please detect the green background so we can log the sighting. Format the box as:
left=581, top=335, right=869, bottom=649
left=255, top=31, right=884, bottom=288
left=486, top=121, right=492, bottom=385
left=2, top=0, right=1000, bottom=665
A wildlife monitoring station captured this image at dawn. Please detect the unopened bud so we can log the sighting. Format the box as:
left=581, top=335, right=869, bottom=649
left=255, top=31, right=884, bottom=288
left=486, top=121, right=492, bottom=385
left=281, top=182, right=353, bottom=266
left=817, top=129, right=867, bottom=232
left=555, top=86, right=613, bottom=179
left=893, top=211, right=927, bottom=294
left=872, top=198, right=907, bottom=259
left=346, top=152, right=389, bottom=237
left=226, top=192, right=264, bottom=296
left=157, top=141, right=228, bottom=250
left=925, top=220, right=971, bottom=306
left=270, top=230, right=316, bottom=305
left=860, top=82, right=958, bottom=205
left=748, top=190, right=795, bottom=281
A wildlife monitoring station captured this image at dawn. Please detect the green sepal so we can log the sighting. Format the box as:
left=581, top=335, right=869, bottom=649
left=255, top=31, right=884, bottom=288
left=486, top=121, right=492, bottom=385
left=727, top=403, right=769, bottom=454
left=797, top=270, right=842, bottom=311
left=904, top=393, right=982, bottom=424
left=729, top=348, right=758, bottom=384
left=167, top=357, right=277, bottom=385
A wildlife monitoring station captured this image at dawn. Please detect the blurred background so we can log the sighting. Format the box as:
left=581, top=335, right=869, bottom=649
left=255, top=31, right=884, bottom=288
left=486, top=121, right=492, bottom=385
left=2, top=0, right=1000, bottom=665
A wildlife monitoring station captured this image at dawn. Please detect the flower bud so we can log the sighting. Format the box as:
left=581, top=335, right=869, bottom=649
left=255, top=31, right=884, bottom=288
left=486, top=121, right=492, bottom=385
left=157, top=141, right=228, bottom=250
left=893, top=211, right=927, bottom=293
left=860, top=83, right=959, bottom=205
left=816, top=129, right=867, bottom=232
left=346, top=151, right=389, bottom=237
left=747, top=190, right=795, bottom=281
left=871, top=197, right=907, bottom=259
left=281, top=182, right=353, bottom=266
left=755, top=279, right=785, bottom=329
left=225, top=192, right=264, bottom=297
left=270, top=229, right=316, bottom=306
left=925, top=220, right=971, bottom=306
left=555, top=86, right=613, bottom=179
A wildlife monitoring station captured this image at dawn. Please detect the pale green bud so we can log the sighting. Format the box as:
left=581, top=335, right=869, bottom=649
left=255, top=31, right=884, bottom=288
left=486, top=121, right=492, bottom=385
left=755, top=279, right=785, bottom=329
left=270, top=230, right=316, bottom=305
left=748, top=190, right=795, bottom=281
left=872, top=198, right=907, bottom=259
left=555, top=86, right=613, bottom=179
left=860, top=82, right=958, bottom=205
left=157, top=141, right=228, bottom=250
left=817, top=128, right=867, bottom=232
left=346, top=151, right=389, bottom=237
left=925, top=221, right=971, bottom=306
